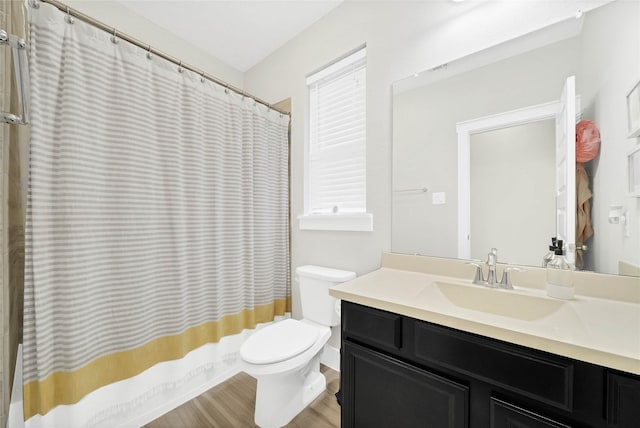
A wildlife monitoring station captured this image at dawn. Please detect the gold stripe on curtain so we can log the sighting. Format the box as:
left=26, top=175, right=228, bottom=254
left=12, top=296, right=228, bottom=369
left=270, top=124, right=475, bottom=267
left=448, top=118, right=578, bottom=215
left=23, top=297, right=291, bottom=419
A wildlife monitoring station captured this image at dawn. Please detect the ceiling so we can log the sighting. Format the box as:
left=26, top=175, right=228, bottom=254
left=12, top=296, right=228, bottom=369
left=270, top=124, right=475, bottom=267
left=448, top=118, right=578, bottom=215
left=117, top=0, right=344, bottom=72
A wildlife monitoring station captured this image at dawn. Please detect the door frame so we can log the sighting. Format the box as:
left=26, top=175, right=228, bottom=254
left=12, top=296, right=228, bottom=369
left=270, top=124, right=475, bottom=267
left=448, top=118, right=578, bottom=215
left=456, top=100, right=560, bottom=259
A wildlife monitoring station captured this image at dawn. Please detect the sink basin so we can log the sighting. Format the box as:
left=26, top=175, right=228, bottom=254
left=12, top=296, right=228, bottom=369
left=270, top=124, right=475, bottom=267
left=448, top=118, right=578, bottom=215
left=432, top=281, right=566, bottom=321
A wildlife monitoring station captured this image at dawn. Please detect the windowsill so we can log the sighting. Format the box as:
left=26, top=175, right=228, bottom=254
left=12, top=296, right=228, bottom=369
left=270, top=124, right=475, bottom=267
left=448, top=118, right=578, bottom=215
left=297, top=213, right=373, bottom=232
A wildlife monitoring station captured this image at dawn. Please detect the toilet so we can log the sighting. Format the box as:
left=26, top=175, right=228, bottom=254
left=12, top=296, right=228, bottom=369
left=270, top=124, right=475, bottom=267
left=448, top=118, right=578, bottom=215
left=239, top=265, right=356, bottom=428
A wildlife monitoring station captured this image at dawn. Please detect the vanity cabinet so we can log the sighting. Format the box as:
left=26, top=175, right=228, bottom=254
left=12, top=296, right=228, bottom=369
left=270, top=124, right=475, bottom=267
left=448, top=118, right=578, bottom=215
left=342, top=341, right=468, bottom=428
left=490, top=398, right=571, bottom=428
left=340, top=301, right=640, bottom=428
left=606, top=372, right=640, bottom=427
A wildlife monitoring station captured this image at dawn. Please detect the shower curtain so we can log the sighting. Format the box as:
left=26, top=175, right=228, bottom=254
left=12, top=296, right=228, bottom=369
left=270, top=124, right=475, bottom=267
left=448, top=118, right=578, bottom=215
left=23, top=2, right=290, bottom=421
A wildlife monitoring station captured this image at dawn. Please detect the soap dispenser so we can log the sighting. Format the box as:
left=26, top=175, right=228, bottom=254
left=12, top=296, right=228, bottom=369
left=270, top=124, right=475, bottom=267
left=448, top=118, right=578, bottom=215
left=542, top=237, right=557, bottom=268
left=546, top=240, right=574, bottom=300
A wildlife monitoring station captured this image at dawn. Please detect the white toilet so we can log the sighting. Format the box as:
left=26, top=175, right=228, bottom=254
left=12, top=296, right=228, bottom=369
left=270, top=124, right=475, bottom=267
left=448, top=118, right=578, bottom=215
left=239, top=265, right=356, bottom=428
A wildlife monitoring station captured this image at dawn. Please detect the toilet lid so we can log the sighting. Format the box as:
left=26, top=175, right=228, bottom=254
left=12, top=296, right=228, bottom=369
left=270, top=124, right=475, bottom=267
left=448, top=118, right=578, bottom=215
left=240, top=319, right=319, bottom=365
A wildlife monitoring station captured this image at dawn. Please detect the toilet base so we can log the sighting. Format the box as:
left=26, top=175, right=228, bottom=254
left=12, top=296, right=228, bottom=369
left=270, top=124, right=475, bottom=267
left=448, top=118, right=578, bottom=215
left=254, top=355, right=326, bottom=428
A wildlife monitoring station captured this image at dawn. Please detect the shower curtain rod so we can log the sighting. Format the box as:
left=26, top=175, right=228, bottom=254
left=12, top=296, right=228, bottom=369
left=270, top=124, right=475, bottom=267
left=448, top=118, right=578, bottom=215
left=33, top=0, right=290, bottom=116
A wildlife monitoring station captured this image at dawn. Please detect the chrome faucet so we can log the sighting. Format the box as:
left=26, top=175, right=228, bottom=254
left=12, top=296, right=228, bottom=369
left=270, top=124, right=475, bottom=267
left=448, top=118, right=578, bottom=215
left=486, top=248, right=498, bottom=286
left=498, top=267, right=524, bottom=290
left=467, top=261, right=485, bottom=285
left=468, top=248, right=525, bottom=290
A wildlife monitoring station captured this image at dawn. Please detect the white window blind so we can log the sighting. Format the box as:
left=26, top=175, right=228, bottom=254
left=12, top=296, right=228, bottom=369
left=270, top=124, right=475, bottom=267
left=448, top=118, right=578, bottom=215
left=306, top=47, right=366, bottom=214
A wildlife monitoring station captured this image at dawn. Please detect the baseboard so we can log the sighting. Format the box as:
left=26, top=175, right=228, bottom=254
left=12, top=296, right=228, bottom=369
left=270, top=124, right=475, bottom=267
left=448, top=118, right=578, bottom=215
left=321, top=345, right=340, bottom=372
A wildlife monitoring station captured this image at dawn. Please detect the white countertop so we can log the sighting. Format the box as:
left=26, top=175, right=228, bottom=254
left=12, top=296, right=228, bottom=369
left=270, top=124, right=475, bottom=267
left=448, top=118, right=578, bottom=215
left=330, top=266, right=640, bottom=375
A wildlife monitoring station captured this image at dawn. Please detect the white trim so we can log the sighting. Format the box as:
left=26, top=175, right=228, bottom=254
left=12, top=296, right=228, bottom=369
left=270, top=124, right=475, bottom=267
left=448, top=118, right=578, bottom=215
left=456, top=100, right=561, bottom=259
left=306, top=47, right=367, bottom=85
left=456, top=100, right=560, bottom=135
left=297, top=213, right=373, bottom=232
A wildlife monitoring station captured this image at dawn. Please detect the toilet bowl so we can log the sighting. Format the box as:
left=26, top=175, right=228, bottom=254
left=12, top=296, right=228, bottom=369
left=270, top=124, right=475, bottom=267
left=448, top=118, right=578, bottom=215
left=239, top=265, right=356, bottom=428
left=239, top=319, right=331, bottom=428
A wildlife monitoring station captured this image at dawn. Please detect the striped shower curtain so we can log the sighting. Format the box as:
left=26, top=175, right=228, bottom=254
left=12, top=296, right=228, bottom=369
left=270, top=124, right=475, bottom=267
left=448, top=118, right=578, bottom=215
left=23, top=3, right=290, bottom=421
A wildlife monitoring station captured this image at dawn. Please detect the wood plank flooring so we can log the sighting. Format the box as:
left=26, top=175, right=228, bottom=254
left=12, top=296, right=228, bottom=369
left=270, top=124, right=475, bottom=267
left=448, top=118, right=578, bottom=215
left=145, top=365, right=340, bottom=428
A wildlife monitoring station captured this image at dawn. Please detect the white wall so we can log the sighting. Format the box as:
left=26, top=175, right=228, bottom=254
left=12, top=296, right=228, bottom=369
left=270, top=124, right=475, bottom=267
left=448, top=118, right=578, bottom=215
left=243, top=0, right=609, bottom=343
left=578, top=0, right=640, bottom=273
left=470, top=121, right=556, bottom=266
left=65, top=0, right=244, bottom=88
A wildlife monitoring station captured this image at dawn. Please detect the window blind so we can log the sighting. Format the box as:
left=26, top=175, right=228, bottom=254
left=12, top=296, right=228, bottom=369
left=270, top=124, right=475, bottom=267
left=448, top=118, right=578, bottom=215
left=307, top=47, right=366, bottom=214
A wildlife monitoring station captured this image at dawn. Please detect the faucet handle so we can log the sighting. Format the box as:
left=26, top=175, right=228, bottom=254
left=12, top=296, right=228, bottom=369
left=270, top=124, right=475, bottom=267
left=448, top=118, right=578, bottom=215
left=487, top=248, right=498, bottom=265
left=500, top=267, right=526, bottom=289
left=467, top=261, right=485, bottom=285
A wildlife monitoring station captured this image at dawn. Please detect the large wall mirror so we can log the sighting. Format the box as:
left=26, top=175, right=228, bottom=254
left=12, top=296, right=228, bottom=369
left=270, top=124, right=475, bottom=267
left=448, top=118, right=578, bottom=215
left=392, top=0, right=640, bottom=276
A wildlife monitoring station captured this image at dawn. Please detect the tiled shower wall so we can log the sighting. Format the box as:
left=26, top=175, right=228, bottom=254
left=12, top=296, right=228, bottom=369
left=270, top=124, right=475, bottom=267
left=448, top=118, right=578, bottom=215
left=1, top=1, right=27, bottom=425
left=1, top=4, right=10, bottom=424
left=1, top=3, right=10, bottom=419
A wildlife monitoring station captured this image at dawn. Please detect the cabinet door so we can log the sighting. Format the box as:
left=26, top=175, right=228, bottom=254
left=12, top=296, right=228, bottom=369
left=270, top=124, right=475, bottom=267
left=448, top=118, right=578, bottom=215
left=607, top=372, right=640, bottom=428
left=491, top=398, right=571, bottom=428
left=342, top=341, right=468, bottom=428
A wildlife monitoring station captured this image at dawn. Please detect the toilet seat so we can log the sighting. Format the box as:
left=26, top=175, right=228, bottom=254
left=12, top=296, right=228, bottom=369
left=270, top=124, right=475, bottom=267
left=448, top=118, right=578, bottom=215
left=240, top=319, right=319, bottom=365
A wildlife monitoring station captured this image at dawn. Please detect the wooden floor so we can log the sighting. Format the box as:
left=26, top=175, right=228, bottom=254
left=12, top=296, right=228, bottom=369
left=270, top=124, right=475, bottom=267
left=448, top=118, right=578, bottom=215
left=145, top=365, right=340, bottom=428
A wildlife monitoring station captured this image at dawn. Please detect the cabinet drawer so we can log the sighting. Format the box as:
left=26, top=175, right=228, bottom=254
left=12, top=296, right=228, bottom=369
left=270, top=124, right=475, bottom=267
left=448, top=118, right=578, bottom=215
left=491, top=398, right=571, bottom=428
left=413, top=321, right=574, bottom=410
left=343, top=302, right=402, bottom=352
left=607, top=371, right=640, bottom=428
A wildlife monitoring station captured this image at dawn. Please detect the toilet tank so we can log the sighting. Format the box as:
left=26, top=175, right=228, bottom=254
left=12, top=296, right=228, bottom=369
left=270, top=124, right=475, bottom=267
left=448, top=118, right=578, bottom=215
left=296, top=265, right=356, bottom=327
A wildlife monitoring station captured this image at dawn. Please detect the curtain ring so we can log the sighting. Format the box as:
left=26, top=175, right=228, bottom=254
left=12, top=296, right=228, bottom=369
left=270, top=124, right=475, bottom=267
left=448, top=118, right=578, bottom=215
left=110, top=28, right=119, bottom=44
left=64, top=6, right=74, bottom=24
left=146, top=45, right=153, bottom=60
left=178, top=61, right=184, bottom=73
left=29, top=0, right=40, bottom=9
left=201, top=71, right=206, bottom=83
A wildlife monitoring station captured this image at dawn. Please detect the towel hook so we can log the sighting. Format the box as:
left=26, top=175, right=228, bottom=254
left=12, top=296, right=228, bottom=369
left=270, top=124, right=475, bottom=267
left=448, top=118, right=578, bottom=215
left=64, top=6, right=74, bottom=24
left=110, top=28, right=119, bottom=44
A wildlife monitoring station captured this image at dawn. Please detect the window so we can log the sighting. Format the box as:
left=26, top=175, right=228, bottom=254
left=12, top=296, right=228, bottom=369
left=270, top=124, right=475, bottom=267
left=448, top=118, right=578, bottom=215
left=299, top=46, right=372, bottom=231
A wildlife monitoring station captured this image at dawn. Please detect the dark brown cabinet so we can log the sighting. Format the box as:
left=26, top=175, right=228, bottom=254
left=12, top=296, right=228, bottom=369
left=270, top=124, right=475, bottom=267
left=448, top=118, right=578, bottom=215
left=342, top=341, right=469, bottom=428
left=340, top=301, right=640, bottom=428
left=491, top=398, right=571, bottom=428
left=606, top=372, right=640, bottom=428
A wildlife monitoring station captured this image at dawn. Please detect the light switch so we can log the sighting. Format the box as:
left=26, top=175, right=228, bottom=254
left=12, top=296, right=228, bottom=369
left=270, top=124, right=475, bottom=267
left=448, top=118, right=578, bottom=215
left=432, top=192, right=446, bottom=205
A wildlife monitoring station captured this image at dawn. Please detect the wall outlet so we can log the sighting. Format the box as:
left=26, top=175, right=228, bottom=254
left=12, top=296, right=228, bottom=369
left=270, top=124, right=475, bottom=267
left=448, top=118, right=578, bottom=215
left=432, top=192, right=446, bottom=205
